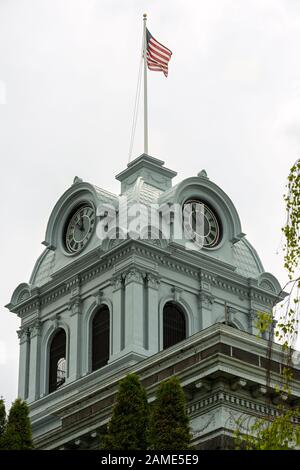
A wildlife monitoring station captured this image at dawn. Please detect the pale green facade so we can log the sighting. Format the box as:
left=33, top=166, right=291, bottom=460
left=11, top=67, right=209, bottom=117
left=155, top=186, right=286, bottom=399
left=7, top=154, right=300, bottom=449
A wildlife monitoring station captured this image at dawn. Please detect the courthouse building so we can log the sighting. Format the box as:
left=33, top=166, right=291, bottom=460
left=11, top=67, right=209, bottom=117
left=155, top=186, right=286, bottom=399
left=6, top=153, right=300, bottom=449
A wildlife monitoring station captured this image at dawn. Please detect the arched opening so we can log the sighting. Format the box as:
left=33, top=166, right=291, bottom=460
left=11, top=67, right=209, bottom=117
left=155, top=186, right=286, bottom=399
left=92, top=305, right=110, bottom=371
left=163, top=302, right=186, bottom=349
left=49, top=328, right=66, bottom=393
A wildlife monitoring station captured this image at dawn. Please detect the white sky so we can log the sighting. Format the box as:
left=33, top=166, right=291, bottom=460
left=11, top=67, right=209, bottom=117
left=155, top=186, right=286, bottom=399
left=0, top=0, right=300, bottom=406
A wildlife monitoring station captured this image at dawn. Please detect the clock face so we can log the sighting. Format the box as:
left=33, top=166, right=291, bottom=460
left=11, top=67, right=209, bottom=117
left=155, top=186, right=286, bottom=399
left=183, top=200, right=221, bottom=248
left=65, top=205, right=95, bottom=253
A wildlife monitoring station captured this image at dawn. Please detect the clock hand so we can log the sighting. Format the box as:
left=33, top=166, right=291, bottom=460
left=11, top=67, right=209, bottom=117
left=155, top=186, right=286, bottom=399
left=81, top=215, right=86, bottom=231
left=77, top=214, right=84, bottom=231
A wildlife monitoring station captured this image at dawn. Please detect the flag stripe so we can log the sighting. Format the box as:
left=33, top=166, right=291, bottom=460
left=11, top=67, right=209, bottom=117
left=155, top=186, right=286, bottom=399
left=148, top=45, right=170, bottom=64
left=146, top=29, right=172, bottom=77
left=147, top=57, right=168, bottom=72
left=147, top=56, right=168, bottom=72
left=148, top=37, right=172, bottom=58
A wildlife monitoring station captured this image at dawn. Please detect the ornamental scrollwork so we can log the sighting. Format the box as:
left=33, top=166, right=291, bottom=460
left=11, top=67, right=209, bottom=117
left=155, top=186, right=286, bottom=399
left=29, top=320, right=42, bottom=338
left=68, top=295, right=82, bottom=316
left=112, top=275, right=124, bottom=291
left=124, top=269, right=145, bottom=286
left=199, top=291, right=214, bottom=310
left=147, top=273, right=160, bottom=290
left=17, top=327, right=29, bottom=343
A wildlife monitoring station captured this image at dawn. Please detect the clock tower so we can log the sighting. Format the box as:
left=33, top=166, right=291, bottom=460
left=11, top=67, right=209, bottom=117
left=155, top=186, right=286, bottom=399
left=6, top=154, right=300, bottom=449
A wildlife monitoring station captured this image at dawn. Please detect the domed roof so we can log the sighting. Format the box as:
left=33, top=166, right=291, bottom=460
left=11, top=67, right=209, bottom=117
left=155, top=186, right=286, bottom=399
left=7, top=154, right=283, bottom=312
left=30, top=249, right=56, bottom=287
left=232, top=238, right=264, bottom=278
left=28, top=165, right=266, bottom=287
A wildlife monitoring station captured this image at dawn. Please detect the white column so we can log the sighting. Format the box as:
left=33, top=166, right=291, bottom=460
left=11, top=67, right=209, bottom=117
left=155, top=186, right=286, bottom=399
left=67, top=296, right=82, bottom=383
left=199, top=290, right=214, bottom=329
left=27, top=321, right=41, bottom=403
left=110, top=276, right=123, bottom=361
left=147, top=274, right=160, bottom=355
left=123, top=269, right=147, bottom=357
left=17, top=327, right=30, bottom=399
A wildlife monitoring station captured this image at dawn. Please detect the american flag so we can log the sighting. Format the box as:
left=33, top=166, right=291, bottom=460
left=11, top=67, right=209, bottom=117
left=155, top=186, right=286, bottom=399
left=146, top=29, right=172, bottom=77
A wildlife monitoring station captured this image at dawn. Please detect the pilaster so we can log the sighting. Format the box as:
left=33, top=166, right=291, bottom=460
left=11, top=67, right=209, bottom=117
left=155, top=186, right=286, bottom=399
left=110, top=275, right=124, bottom=361
left=17, top=327, right=30, bottom=399
left=67, top=277, right=82, bottom=382
left=124, top=269, right=145, bottom=354
left=27, top=320, right=41, bottom=403
left=198, top=279, right=214, bottom=329
left=146, top=273, right=160, bottom=354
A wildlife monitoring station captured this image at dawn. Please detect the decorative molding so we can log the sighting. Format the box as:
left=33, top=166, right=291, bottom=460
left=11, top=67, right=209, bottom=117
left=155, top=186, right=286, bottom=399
left=29, top=320, right=42, bottom=338
left=12, top=241, right=278, bottom=316
left=66, top=275, right=81, bottom=294
left=67, top=276, right=82, bottom=315
left=68, top=296, right=82, bottom=316
left=111, top=275, right=123, bottom=291
left=272, top=393, right=288, bottom=405
left=225, top=304, right=238, bottom=324
left=199, top=271, right=217, bottom=284
left=144, top=238, right=166, bottom=248
left=249, top=309, right=257, bottom=320
left=47, top=313, right=61, bottom=331
left=124, top=269, right=145, bottom=286
left=17, top=327, right=29, bottom=343
left=195, top=379, right=212, bottom=392
left=199, top=291, right=214, bottom=310
left=187, top=391, right=294, bottom=422
left=171, top=286, right=182, bottom=302
left=212, top=277, right=249, bottom=301
left=147, top=273, right=160, bottom=290
left=251, top=385, right=267, bottom=398
left=93, top=289, right=105, bottom=306
left=145, top=170, right=168, bottom=187
left=230, top=378, right=247, bottom=391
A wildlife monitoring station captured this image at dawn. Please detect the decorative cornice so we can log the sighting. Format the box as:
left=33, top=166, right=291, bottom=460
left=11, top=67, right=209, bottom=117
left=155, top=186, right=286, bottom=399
left=66, top=275, right=81, bottom=297
left=187, top=391, right=299, bottom=422
left=11, top=240, right=278, bottom=316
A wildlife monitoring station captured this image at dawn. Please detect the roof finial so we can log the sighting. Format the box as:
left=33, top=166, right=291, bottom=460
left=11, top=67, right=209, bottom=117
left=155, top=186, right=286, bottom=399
left=73, top=176, right=83, bottom=185
left=197, top=169, right=208, bottom=179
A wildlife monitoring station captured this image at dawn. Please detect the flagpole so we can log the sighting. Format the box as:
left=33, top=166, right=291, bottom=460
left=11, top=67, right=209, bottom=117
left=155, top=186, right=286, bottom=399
left=143, top=13, right=148, bottom=155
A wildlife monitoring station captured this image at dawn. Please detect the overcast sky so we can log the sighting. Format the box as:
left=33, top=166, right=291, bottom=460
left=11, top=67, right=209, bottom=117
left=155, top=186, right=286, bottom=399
left=0, top=0, right=300, bottom=407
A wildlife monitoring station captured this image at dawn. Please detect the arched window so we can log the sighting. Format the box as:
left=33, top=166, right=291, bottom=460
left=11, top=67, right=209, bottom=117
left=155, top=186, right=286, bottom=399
left=163, top=302, right=186, bottom=349
left=49, top=329, right=66, bottom=393
left=92, top=305, right=110, bottom=371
